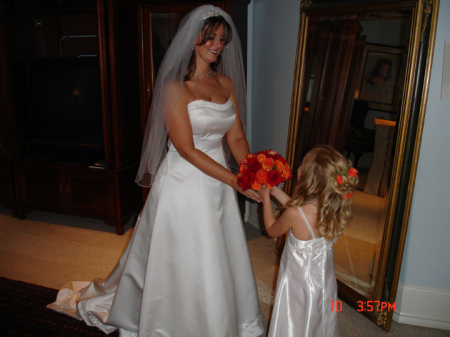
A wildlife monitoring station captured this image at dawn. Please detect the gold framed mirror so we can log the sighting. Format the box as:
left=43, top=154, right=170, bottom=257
left=279, top=0, right=439, bottom=331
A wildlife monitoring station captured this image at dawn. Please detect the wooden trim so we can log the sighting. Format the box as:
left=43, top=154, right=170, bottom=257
left=386, top=0, right=439, bottom=331
left=284, top=12, right=309, bottom=195
left=107, top=0, right=120, bottom=169
left=371, top=1, right=423, bottom=309
left=96, top=0, right=113, bottom=171
left=302, top=0, right=419, bottom=16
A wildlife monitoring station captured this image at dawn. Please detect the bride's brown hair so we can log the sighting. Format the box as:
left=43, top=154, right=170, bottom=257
left=185, top=15, right=232, bottom=81
left=285, top=145, right=358, bottom=241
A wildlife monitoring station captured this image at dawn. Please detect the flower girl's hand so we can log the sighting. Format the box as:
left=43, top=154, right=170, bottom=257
left=269, top=185, right=291, bottom=206
left=257, top=186, right=270, bottom=200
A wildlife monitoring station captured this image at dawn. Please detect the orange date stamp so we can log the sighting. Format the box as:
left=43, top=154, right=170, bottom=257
left=330, top=300, right=395, bottom=312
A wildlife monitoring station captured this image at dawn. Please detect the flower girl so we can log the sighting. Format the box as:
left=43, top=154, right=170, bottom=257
left=257, top=144, right=358, bottom=337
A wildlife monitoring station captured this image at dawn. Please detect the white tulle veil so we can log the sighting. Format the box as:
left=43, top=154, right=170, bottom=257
left=136, top=5, right=247, bottom=187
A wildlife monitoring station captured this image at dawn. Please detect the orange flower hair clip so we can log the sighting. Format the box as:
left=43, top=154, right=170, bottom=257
left=342, top=192, right=353, bottom=200
left=333, top=160, right=359, bottom=199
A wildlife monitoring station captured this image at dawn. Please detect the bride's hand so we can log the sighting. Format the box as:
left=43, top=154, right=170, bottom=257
left=241, top=188, right=262, bottom=203
left=231, top=176, right=262, bottom=203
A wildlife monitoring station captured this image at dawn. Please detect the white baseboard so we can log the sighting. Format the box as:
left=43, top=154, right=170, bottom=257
left=244, top=200, right=260, bottom=229
left=246, top=211, right=260, bottom=230
left=393, top=282, right=450, bottom=330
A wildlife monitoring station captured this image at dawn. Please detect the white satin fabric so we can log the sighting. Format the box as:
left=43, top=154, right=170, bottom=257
left=268, top=207, right=339, bottom=337
left=47, top=99, right=264, bottom=337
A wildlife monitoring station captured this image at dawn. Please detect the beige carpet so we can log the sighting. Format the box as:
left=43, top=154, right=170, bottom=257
left=0, top=206, right=449, bottom=336
left=332, top=189, right=386, bottom=297
left=0, top=217, right=132, bottom=289
left=334, top=234, right=378, bottom=297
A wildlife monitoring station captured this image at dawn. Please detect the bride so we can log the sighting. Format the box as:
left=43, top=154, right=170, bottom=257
left=48, top=5, right=264, bottom=337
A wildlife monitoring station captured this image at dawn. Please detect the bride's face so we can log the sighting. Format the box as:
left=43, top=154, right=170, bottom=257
left=194, top=24, right=226, bottom=65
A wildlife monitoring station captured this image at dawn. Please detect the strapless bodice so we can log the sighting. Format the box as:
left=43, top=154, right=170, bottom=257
left=168, top=99, right=235, bottom=154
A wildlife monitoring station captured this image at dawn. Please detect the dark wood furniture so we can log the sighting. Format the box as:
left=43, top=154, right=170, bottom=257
left=0, top=0, right=250, bottom=233
left=0, top=0, right=18, bottom=217
left=0, top=0, right=143, bottom=234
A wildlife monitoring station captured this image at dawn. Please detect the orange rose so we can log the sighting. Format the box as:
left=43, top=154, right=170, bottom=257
left=342, top=192, right=353, bottom=199
left=252, top=181, right=263, bottom=190
left=262, top=158, right=275, bottom=171
left=274, top=160, right=284, bottom=171
left=348, top=167, right=358, bottom=178
left=282, top=168, right=292, bottom=180
left=257, top=154, right=266, bottom=163
left=256, top=169, right=268, bottom=184
left=336, top=175, right=344, bottom=185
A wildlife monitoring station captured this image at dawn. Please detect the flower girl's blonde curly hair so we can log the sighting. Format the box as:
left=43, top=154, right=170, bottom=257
left=285, top=145, right=358, bottom=241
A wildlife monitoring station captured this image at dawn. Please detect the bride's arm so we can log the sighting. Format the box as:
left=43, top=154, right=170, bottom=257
left=167, top=87, right=262, bottom=202
left=224, top=79, right=249, bottom=164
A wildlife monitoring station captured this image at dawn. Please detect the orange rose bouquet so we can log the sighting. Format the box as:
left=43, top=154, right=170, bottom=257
left=237, top=150, right=293, bottom=190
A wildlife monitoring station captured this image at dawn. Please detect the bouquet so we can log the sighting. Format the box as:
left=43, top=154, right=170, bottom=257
left=237, top=149, right=293, bottom=190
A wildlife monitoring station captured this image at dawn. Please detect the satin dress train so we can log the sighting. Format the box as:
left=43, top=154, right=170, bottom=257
left=47, top=99, right=264, bottom=337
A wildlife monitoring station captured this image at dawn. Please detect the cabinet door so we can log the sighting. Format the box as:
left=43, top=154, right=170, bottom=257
left=66, top=169, right=115, bottom=217
left=0, top=159, right=13, bottom=203
left=17, top=165, right=64, bottom=210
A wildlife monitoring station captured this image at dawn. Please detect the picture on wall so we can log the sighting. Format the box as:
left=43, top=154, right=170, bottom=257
left=356, top=44, right=404, bottom=112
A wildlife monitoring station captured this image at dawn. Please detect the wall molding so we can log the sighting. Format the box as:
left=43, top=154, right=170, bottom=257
left=245, top=200, right=260, bottom=229
left=394, top=281, right=450, bottom=330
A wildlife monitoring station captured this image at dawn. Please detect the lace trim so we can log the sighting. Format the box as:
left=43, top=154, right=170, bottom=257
left=187, top=98, right=232, bottom=111
left=238, top=310, right=263, bottom=333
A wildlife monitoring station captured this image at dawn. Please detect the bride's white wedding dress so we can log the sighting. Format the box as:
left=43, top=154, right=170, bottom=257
left=47, top=99, right=264, bottom=337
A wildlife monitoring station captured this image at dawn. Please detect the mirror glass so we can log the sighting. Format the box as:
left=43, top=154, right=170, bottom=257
left=293, top=11, right=412, bottom=299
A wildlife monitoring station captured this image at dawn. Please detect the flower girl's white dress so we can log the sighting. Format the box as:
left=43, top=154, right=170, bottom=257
left=268, top=207, right=339, bottom=337
left=47, top=99, right=264, bottom=337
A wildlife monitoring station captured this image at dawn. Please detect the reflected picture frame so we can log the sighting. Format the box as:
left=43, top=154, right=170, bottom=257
left=356, top=44, right=404, bottom=112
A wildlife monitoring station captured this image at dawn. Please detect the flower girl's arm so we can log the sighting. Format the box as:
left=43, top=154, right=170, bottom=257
left=258, top=187, right=296, bottom=238
left=269, top=187, right=291, bottom=206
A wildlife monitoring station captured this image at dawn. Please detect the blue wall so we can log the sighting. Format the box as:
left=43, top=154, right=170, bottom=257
left=399, top=1, right=450, bottom=290
left=249, top=0, right=300, bottom=156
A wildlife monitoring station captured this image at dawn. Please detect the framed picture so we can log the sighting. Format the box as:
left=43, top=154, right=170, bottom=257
left=356, top=44, right=404, bottom=112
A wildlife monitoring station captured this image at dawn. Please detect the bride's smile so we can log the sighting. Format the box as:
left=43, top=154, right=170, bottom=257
left=195, top=24, right=226, bottom=65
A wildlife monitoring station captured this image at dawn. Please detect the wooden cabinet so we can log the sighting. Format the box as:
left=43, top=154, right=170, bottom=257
left=0, top=0, right=142, bottom=234
left=0, top=160, right=16, bottom=216
left=17, top=163, right=115, bottom=218
left=0, top=0, right=250, bottom=232
left=0, top=0, right=17, bottom=217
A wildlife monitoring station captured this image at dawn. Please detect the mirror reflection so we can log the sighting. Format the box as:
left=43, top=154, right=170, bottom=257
left=294, top=11, right=412, bottom=299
